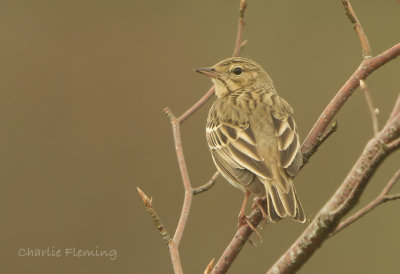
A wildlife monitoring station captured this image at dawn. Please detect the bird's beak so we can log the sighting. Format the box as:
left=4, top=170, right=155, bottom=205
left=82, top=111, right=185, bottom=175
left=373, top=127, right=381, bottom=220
left=194, top=67, right=222, bottom=78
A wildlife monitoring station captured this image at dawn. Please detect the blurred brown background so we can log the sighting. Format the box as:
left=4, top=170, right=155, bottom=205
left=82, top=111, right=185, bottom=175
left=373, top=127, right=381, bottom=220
left=1, top=0, right=399, bottom=273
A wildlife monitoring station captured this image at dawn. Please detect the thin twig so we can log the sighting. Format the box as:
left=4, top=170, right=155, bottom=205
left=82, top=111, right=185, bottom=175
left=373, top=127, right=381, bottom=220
left=360, top=80, right=379, bottom=136
left=137, top=188, right=182, bottom=273
left=386, top=194, right=400, bottom=201
left=179, top=0, right=248, bottom=123
left=137, top=187, right=172, bottom=243
left=342, top=0, right=371, bottom=58
left=178, top=0, right=248, bottom=124
left=164, top=108, right=193, bottom=246
left=379, top=169, right=400, bottom=196
left=302, top=121, right=337, bottom=166
left=388, top=138, right=400, bottom=150
left=389, top=94, right=400, bottom=122
left=178, top=86, right=215, bottom=124
left=194, top=171, right=220, bottom=195
left=331, top=169, right=400, bottom=236
left=232, top=0, right=248, bottom=57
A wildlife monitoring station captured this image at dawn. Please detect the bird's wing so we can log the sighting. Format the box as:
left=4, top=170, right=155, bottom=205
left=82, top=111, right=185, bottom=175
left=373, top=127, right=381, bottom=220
left=258, top=97, right=304, bottom=222
left=206, top=102, right=274, bottom=195
left=270, top=110, right=303, bottom=177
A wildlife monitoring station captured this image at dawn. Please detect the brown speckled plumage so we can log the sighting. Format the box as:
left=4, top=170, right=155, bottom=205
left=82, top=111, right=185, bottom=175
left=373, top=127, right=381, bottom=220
left=198, top=57, right=305, bottom=223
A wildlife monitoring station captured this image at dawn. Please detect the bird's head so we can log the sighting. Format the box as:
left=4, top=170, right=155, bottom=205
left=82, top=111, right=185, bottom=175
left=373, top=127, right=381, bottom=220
left=195, top=57, right=274, bottom=98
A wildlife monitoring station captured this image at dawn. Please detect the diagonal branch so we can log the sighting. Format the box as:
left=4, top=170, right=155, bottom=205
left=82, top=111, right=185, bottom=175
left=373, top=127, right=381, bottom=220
left=301, top=42, right=400, bottom=155
left=302, top=121, right=337, bottom=166
left=178, top=86, right=215, bottom=124
left=179, top=0, right=248, bottom=123
left=330, top=169, right=400, bottom=236
left=267, top=110, right=400, bottom=273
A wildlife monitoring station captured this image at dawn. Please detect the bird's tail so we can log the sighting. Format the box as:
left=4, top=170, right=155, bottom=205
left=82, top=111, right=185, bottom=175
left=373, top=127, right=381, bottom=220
left=262, top=179, right=305, bottom=223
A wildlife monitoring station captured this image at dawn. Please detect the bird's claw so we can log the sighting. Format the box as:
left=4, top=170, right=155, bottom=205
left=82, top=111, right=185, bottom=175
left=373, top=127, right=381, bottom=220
left=252, top=197, right=269, bottom=228
left=237, top=214, right=262, bottom=243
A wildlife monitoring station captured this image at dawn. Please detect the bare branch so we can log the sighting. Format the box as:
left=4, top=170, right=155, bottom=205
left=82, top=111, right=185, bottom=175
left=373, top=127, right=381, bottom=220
left=211, top=209, right=264, bottom=274
left=232, top=0, right=248, bottom=57
left=164, top=107, right=194, bottom=246
left=137, top=187, right=172, bottom=243
left=302, top=121, right=337, bottom=166
left=331, top=169, right=400, bottom=236
left=389, top=94, right=400, bottom=122
left=381, top=169, right=400, bottom=195
left=385, top=194, right=400, bottom=201
left=267, top=110, right=400, bottom=273
left=178, top=86, right=215, bottom=124
left=301, top=42, right=400, bottom=155
left=194, top=171, right=220, bottom=195
left=177, top=0, right=248, bottom=125
left=137, top=188, right=182, bottom=274
left=342, top=0, right=371, bottom=58
left=360, top=80, right=379, bottom=136
left=387, top=138, right=400, bottom=150
left=178, top=0, right=248, bottom=124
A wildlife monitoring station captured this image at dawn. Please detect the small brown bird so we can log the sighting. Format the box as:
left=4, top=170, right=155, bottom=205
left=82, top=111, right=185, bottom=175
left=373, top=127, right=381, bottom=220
left=195, top=57, right=305, bottom=226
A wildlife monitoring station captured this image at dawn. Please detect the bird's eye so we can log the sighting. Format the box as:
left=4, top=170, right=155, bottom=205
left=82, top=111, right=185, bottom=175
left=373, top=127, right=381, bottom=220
left=233, top=67, right=243, bottom=75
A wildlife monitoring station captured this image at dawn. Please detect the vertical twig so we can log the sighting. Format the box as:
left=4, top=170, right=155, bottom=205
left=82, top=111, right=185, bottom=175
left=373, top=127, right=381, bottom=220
left=232, top=0, right=248, bottom=57
left=164, top=108, right=194, bottom=246
left=360, top=80, right=379, bottom=136
left=389, top=94, right=400, bottom=122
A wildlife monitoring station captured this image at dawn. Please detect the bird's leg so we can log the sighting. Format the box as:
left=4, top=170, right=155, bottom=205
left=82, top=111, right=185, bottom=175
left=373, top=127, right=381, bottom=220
left=252, top=197, right=268, bottom=221
left=237, top=190, right=250, bottom=228
left=235, top=191, right=263, bottom=242
left=237, top=191, right=263, bottom=242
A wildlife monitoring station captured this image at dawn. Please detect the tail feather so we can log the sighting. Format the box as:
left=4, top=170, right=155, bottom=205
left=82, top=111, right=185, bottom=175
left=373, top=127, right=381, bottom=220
left=264, top=181, right=305, bottom=223
left=293, top=189, right=305, bottom=223
left=269, top=185, right=287, bottom=218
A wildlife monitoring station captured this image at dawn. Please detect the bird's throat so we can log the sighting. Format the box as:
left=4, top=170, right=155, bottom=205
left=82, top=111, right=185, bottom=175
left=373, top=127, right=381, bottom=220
left=212, top=78, right=231, bottom=98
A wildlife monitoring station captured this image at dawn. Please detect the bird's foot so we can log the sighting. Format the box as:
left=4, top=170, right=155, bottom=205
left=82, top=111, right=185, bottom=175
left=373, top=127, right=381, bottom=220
left=252, top=197, right=269, bottom=228
left=237, top=213, right=262, bottom=243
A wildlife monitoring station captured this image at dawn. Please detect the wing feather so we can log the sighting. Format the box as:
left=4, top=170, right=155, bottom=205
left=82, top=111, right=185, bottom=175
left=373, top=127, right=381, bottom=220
left=271, top=113, right=303, bottom=173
